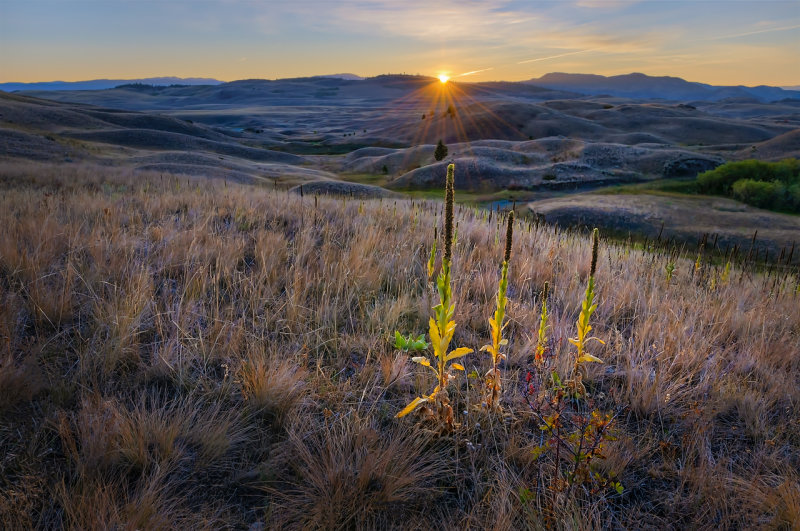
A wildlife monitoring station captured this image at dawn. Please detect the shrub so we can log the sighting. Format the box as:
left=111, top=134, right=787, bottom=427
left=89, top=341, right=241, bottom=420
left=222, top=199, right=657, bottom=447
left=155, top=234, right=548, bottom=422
left=789, top=183, right=800, bottom=210
left=731, top=179, right=786, bottom=209
left=697, top=158, right=800, bottom=212
left=434, top=140, right=448, bottom=162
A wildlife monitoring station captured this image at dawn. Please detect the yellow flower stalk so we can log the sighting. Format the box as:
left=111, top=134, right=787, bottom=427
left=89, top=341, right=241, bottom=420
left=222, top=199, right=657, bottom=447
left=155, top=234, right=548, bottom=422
left=398, top=164, right=472, bottom=421
left=481, top=210, right=514, bottom=408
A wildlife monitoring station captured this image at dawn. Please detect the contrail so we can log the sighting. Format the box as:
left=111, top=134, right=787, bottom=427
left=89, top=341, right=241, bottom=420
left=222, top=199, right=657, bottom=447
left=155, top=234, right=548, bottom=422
left=453, top=67, right=494, bottom=78
left=708, top=23, right=800, bottom=41
left=517, top=48, right=596, bottom=64
left=440, top=48, right=598, bottom=81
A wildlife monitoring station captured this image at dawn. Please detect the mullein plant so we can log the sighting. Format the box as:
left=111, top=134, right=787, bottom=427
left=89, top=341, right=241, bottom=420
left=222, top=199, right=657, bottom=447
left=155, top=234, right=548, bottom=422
left=534, top=282, right=550, bottom=367
left=522, top=230, right=620, bottom=495
left=397, top=164, right=472, bottom=427
left=481, top=211, right=514, bottom=409
left=568, top=228, right=604, bottom=396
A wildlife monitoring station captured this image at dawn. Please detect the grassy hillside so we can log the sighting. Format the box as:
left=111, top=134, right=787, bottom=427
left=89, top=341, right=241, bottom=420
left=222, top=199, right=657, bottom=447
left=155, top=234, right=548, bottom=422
left=1, top=163, right=798, bottom=529
left=528, top=188, right=800, bottom=262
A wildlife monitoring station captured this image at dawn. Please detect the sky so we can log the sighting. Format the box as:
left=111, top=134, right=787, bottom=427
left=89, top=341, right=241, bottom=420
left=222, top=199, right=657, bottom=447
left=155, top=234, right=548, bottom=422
left=1, top=0, right=798, bottom=86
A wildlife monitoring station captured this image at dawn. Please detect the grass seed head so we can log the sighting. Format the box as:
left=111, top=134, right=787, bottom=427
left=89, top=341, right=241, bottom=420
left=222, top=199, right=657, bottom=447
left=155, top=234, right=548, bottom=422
left=590, top=227, right=599, bottom=277
left=504, top=210, right=514, bottom=264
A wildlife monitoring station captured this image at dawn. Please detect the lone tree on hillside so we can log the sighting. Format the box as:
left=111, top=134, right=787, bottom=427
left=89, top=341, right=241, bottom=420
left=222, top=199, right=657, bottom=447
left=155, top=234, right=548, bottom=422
left=434, top=140, right=448, bottom=161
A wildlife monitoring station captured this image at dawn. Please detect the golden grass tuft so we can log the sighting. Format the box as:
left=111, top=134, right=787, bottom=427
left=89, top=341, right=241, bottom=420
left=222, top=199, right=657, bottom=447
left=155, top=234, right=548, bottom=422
left=239, top=353, right=307, bottom=423
left=267, top=415, right=450, bottom=529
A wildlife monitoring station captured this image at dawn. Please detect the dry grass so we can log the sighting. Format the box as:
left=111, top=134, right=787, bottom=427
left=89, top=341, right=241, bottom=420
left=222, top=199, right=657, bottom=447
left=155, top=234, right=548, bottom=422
left=0, top=161, right=798, bottom=529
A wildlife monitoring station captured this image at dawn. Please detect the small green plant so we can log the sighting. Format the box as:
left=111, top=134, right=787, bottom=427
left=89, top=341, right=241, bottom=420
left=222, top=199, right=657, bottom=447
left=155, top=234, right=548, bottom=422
left=524, top=352, right=621, bottom=499
left=720, top=261, right=732, bottom=284
left=534, top=282, right=549, bottom=366
left=397, top=164, right=472, bottom=428
left=665, top=261, right=675, bottom=285
left=481, top=211, right=514, bottom=409
left=427, top=227, right=437, bottom=282
left=394, top=331, right=429, bottom=353
left=694, top=250, right=703, bottom=280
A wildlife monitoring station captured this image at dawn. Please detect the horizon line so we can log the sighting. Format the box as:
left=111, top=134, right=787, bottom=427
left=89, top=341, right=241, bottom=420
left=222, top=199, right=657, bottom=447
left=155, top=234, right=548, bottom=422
left=2, top=71, right=799, bottom=89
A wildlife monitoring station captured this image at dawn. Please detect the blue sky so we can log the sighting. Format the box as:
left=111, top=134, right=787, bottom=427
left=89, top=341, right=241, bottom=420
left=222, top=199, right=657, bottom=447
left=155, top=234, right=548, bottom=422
left=1, top=0, right=798, bottom=85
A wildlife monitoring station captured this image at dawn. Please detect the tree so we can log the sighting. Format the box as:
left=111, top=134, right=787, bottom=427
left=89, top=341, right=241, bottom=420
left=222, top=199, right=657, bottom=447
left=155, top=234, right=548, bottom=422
left=434, top=140, right=448, bottom=162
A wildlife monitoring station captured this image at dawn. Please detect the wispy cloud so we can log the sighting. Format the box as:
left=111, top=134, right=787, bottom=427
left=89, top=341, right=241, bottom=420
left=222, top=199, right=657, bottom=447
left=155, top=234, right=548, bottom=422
left=284, top=0, right=529, bottom=41
left=708, top=23, right=800, bottom=40
left=453, top=67, right=494, bottom=78
left=518, top=49, right=597, bottom=64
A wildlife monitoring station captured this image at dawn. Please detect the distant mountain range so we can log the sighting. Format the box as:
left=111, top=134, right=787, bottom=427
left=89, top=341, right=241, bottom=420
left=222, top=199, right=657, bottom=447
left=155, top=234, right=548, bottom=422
left=525, top=73, right=800, bottom=103
left=315, top=73, right=364, bottom=81
left=0, top=77, right=223, bottom=92
left=3, top=72, right=799, bottom=102
left=0, top=74, right=365, bottom=92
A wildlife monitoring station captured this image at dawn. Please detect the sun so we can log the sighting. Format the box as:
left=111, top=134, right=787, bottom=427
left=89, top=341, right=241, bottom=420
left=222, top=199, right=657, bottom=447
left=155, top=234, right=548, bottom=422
left=438, top=74, right=450, bottom=84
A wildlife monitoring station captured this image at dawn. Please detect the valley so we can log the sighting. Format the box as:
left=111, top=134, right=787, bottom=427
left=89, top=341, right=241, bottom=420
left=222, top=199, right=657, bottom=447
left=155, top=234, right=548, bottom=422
left=2, top=73, right=798, bottom=256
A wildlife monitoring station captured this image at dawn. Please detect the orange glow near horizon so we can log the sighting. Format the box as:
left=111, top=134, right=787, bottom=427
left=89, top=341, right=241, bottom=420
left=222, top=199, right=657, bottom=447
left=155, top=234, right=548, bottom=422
left=1, top=2, right=799, bottom=87
left=438, top=74, right=450, bottom=84
left=363, top=75, right=530, bottom=176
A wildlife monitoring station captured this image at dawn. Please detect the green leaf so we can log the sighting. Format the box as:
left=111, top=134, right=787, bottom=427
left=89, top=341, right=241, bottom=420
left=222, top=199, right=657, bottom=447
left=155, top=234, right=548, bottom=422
left=410, top=339, right=428, bottom=351
left=394, top=330, right=405, bottom=349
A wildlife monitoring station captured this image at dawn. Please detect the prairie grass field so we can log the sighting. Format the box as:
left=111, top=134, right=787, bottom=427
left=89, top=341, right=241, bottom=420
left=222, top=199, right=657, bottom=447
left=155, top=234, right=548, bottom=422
left=1, top=162, right=799, bottom=529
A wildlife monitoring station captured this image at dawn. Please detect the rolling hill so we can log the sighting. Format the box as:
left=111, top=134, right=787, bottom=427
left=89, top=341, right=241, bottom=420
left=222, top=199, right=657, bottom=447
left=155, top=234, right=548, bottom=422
left=0, top=77, right=223, bottom=92
left=526, top=72, right=800, bottom=102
